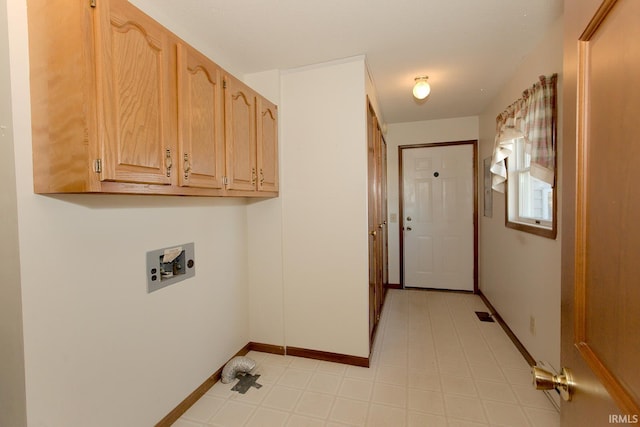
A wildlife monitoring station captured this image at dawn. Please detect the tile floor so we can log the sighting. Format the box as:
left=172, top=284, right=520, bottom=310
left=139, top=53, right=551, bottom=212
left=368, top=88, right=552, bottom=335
left=173, top=289, right=560, bottom=427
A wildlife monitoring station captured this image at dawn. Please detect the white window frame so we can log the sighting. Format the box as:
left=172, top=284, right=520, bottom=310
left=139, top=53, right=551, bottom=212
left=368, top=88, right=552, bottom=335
left=505, top=137, right=557, bottom=239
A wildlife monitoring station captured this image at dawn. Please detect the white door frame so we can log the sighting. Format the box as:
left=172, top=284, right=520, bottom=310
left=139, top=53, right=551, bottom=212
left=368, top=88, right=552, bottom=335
left=398, top=140, right=478, bottom=291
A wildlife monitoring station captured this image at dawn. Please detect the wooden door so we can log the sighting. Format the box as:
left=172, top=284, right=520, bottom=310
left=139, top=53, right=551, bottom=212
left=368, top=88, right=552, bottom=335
left=257, top=97, right=279, bottom=192
left=381, top=135, right=389, bottom=288
left=401, top=144, right=475, bottom=291
left=367, top=102, right=388, bottom=343
left=224, top=75, right=257, bottom=191
left=94, top=0, right=173, bottom=185
left=176, top=43, right=224, bottom=189
left=367, top=103, right=378, bottom=341
left=561, top=0, right=640, bottom=424
left=373, top=116, right=385, bottom=319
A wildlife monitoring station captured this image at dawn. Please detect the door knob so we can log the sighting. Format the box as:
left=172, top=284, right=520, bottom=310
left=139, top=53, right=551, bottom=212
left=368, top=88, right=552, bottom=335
left=406, top=216, right=412, bottom=221
left=370, top=230, right=377, bottom=237
left=532, top=366, right=574, bottom=401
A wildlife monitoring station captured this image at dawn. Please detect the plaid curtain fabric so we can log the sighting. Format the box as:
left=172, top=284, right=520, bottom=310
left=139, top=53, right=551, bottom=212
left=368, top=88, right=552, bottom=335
left=490, top=74, right=558, bottom=192
left=523, top=74, right=558, bottom=185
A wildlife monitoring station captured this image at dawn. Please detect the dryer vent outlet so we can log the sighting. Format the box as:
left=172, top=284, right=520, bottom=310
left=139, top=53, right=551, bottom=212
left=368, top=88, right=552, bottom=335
left=221, top=356, right=256, bottom=384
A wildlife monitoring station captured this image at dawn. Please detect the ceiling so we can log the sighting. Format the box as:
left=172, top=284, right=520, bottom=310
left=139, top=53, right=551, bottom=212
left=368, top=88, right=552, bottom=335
left=132, top=0, right=562, bottom=125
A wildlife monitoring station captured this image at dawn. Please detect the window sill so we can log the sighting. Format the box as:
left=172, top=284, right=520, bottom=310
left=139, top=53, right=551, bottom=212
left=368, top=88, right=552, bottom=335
left=506, top=220, right=557, bottom=239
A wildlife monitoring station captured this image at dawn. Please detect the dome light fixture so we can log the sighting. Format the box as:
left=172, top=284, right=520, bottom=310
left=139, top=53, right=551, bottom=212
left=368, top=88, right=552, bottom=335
left=412, top=76, right=431, bottom=100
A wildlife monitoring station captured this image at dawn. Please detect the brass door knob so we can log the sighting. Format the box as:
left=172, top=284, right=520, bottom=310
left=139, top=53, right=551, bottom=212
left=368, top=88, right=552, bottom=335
left=370, top=230, right=377, bottom=237
left=532, top=366, right=574, bottom=401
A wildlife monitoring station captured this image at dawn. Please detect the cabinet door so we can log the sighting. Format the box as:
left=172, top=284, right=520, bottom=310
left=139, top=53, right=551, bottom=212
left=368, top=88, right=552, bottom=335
left=257, top=97, right=279, bottom=193
left=94, top=0, right=174, bottom=185
left=176, top=43, right=225, bottom=189
left=224, top=75, right=257, bottom=191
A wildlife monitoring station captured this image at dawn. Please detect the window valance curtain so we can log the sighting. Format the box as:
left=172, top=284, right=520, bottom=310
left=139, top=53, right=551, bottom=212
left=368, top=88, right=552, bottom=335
left=490, top=74, right=558, bottom=192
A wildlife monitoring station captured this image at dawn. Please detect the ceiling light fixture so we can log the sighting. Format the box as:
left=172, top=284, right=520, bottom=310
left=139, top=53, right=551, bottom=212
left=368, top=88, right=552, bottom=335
left=412, top=76, right=431, bottom=100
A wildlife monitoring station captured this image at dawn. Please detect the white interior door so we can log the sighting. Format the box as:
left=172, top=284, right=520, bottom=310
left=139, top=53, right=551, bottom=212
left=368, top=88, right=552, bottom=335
left=402, top=144, right=474, bottom=290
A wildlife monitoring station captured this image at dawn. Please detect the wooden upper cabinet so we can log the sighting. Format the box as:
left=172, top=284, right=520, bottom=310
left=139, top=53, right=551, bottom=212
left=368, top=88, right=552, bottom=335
left=94, top=0, right=174, bottom=185
left=27, top=0, right=277, bottom=197
left=257, top=97, right=279, bottom=193
left=176, top=43, right=225, bottom=189
left=224, top=75, right=257, bottom=192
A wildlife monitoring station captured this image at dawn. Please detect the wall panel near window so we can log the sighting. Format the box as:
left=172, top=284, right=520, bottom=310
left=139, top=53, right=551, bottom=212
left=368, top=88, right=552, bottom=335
left=27, top=0, right=277, bottom=198
left=367, top=100, right=388, bottom=347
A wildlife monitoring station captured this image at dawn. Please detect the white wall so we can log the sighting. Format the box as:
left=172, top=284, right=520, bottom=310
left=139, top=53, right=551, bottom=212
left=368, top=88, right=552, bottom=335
left=0, top=0, right=27, bottom=424
left=8, top=1, right=251, bottom=425
left=385, top=117, right=480, bottom=285
left=478, top=16, right=563, bottom=372
left=280, top=57, right=370, bottom=358
left=244, top=70, right=286, bottom=347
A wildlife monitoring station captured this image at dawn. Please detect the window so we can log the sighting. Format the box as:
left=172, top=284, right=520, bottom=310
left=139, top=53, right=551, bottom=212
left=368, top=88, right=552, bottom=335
left=506, top=137, right=556, bottom=238
left=490, top=74, right=558, bottom=239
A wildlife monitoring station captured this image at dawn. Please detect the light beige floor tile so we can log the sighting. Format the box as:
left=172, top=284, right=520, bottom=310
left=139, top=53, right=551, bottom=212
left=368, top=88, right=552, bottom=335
left=407, top=388, right=445, bottom=415
left=294, top=391, right=334, bottom=419
left=208, top=401, right=256, bottom=427
left=444, top=394, right=488, bottom=423
left=446, top=418, right=489, bottom=426
left=245, top=351, right=268, bottom=364
left=337, top=377, right=373, bottom=401
left=329, top=397, right=369, bottom=426
left=262, top=353, right=293, bottom=367
left=244, top=407, right=289, bottom=427
left=253, top=364, right=286, bottom=385
left=511, top=384, right=558, bottom=410
left=181, top=395, right=225, bottom=423
left=276, top=368, right=313, bottom=389
left=438, top=360, right=472, bottom=379
left=171, top=291, right=560, bottom=427
left=474, top=380, right=518, bottom=404
left=344, top=365, right=377, bottom=381
left=501, top=367, right=534, bottom=386
left=483, top=400, right=531, bottom=427
left=371, top=383, right=407, bottom=408
left=407, top=411, right=448, bottom=427
left=407, top=354, right=438, bottom=373
left=469, top=361, right=506, bottom=382
left=407, top=371, right=441, bottom=392
left=288, top=356, right=320, bottom=371
left=205, top=381, right=235, bottom=399
left=306, top=372, right=341, bottom=394
left=366, top=403, right=407, bottom=427
left=378, top=349, right=408, bottom=367
left=261, top=385, right=302, bottom=412
left=172, top=419, right=204, bottom=427
left=285, top=414, right=325, bottom=427
left=229, top=383, right=271, bottom=405
left=375, top=364, right=407, bottom=386
left=317, top=361, right=347, bottom=376
left=441, top=375, right=477, bottom=397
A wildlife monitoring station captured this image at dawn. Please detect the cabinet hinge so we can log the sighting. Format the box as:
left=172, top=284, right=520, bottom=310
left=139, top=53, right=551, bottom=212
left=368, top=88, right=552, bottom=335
left=90, top=0, right=96, bottom=8
left=94, top=159, right=102, bottom=173
left=223, top=79, right=227, bottom=89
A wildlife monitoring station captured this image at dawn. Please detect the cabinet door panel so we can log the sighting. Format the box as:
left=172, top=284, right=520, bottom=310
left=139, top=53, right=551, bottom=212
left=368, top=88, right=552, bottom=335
left=95, top=0, right=173, bottom=184
left=177, top=43, right=224, bottom=189
left=225, top=76, right=257, bottom=191
left=257, top=97, right=279, bottom=192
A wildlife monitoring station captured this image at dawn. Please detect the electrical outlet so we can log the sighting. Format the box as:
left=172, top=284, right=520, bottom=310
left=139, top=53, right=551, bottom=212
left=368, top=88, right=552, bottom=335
left=530, top=316, right=536, bottom=336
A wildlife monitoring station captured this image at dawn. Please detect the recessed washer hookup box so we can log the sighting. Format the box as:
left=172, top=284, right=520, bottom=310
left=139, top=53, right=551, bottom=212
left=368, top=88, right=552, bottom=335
left=146, top=243, right=195, bottom=293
